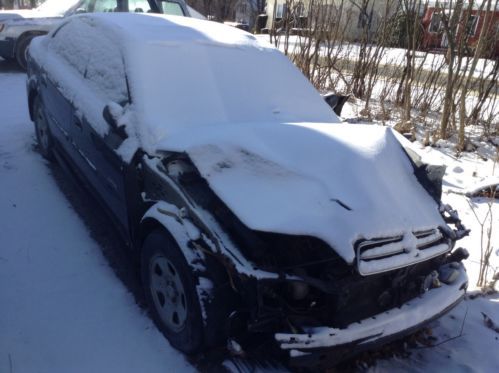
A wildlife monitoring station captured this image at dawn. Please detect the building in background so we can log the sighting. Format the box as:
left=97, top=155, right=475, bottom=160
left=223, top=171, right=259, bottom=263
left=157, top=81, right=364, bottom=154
left=421, top=0, right=499, bottom=57
left=265, top=1, right=401, bottom=41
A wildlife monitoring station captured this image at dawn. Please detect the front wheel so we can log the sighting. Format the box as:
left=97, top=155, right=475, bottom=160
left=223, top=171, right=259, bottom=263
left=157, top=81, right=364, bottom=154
left=141, top=230, right=205, bottom=354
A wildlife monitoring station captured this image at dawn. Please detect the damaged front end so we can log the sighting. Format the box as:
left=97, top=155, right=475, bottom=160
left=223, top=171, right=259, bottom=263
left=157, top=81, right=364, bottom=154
left=275, top=260, right=467, bottom=367
left=141, top=152, right=469, bottom=367
left=243, top=233, right=469, bottom=368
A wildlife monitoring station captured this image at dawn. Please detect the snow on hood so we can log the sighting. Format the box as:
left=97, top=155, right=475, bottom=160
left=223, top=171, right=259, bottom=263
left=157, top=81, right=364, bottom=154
left=158, top=122, right=447, bottom=263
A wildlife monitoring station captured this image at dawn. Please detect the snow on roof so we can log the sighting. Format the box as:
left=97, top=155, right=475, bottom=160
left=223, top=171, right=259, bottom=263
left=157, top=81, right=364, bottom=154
left=75, top=13, right=338, bottom=154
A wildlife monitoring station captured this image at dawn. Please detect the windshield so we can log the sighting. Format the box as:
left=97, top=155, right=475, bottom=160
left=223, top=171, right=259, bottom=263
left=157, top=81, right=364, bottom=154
left=36, top=0, right=80, bottom=16
left=127, top=24, right=337, bottom=138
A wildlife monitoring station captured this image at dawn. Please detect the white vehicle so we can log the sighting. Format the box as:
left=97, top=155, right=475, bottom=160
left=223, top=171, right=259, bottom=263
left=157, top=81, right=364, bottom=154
left=26, top=13, right=470, bottom=368
left=0, top=0, right=190, bottom=69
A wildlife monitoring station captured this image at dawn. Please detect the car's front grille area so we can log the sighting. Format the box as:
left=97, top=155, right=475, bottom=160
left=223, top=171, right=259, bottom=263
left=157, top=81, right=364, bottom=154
left=357, top=228, right=449, bottom=275
left=413, top=228, right=444, bottom=249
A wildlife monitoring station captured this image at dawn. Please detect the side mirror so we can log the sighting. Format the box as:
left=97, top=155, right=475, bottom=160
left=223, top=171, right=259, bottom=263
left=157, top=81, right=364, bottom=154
left=323, top=93, right=349, bottom=116
left=103, top=103, right=128, bottom=140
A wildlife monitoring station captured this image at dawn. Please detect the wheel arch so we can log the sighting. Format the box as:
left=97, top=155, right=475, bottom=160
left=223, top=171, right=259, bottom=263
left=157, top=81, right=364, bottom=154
left=139, top=202, right=236, bottom=348
left=139, top=217, right=175, bottom=249
left=139, top=202, right=204, bottom=266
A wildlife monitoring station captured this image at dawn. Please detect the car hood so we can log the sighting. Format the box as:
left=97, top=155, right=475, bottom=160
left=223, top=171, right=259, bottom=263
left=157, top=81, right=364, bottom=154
left=157, top=122, right=446, bottom=263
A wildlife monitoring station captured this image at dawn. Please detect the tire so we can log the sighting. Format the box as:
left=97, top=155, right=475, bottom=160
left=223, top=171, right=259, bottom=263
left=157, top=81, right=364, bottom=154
left=15, top=34, right=35, bottom=71
left=33, top=95, right=54, bottom=161
left=141, top=230, right=206, bottom=354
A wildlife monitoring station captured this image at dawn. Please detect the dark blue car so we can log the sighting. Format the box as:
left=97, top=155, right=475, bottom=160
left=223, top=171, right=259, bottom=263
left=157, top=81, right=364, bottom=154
left=25, top=13, right=470, bottom=369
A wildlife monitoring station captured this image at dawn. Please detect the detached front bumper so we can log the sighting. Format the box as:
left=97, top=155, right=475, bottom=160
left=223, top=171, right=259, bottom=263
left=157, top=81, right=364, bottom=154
left=275, top=262, right=468, bottom=367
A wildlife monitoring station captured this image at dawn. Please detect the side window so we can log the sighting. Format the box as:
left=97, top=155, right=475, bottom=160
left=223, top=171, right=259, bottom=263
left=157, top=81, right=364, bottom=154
left=93, top=0, right=119, bottom=12
left=49, top=18, right=128, bottom=104
left=128, top=0, right=153, bottom=13
left=85, top=35, right=129, bottom=104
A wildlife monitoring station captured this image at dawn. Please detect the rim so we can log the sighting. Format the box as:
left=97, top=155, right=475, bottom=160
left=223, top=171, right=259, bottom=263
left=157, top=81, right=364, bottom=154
left=35, top=103, right=50, bottom=152
left=149, top=254, right=188, bottom=332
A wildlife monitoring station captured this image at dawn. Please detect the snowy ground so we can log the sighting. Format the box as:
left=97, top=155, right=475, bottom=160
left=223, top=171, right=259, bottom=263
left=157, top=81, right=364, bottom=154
left=0, top=59, right=498, bottom=372
left=256, top=35, right=497, bottom=79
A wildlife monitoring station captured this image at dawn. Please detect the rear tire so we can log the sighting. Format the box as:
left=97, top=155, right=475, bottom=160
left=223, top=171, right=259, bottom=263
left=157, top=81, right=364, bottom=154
left=33, top=95, right=54, bottom=161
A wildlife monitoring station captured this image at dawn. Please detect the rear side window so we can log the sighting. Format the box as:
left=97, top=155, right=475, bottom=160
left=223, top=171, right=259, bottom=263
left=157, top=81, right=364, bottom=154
left=49, top=18, right=128, bottom=104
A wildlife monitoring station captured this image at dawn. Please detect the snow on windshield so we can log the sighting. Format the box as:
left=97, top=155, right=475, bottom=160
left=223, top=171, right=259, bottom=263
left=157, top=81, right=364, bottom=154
left=120, top=14, right=338, bottom=152
left=37, top=0, right=79, bottom=16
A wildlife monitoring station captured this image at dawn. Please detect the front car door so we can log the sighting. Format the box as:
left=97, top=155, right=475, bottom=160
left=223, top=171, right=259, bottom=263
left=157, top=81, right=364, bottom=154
left=42, top=17, right=131, bottom=236
left=68, top=18, right=131, bottom=235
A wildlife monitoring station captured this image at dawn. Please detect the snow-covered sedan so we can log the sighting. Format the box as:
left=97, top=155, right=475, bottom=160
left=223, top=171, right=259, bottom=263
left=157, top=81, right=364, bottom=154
left=0, top=0, right=191, bottom=69
left=26, top=13, right=470, bottom=368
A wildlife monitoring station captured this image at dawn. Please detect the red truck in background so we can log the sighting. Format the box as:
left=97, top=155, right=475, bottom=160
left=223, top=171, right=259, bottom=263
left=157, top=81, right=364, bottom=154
left=421, top=3, right=499, bottom=58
